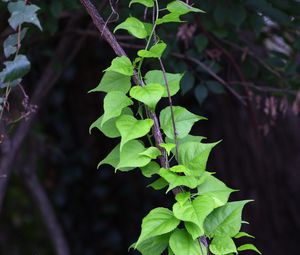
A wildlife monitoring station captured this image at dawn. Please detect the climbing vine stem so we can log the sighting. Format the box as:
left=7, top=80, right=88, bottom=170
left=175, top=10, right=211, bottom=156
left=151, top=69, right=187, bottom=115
left=85, top=0, right=261, bottom=255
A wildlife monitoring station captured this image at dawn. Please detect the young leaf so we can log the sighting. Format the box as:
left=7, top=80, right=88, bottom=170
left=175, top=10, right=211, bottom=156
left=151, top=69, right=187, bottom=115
left=237, top=244, right=262, bottom=254
left=98, top=143, right=121, bottom=169
left=173, top=195, right=215, bottom=236
left=169, top=229, right=202, bottom=255
left=117, top=140, right=152, bottom=169
left=204, top=200, right=252, bottom=238
left=135, top=207, right=180, bottom=247
left=89, top=71, right=131, bottom=94
left=139, top=147, right=161, bottom=159
left=89, top=108, right=133, bottom=138
left=160, top=106, right=206, bottom=139
left=175, top=192, right=190, bottom=205
left=178, top=141, right=219, bottom=176
left=129, top=0, right=154, bottom=8
left=159, top=168, right=199, bottom=192
left=197, top=173, right=235, bottom=207
left=209, top=236, right=237, bottom=255
left=184, top=222, right=202, bottom=240
left=8, top=1, right=42, bottom=30
left=3, top=28, right=27, bottom=58
left=148, top=177, right=168, bottom=190
left=167, top=1, right=205, bottom=15
left=135, top=233, right=170, bottom=255
left=145, top=70, right=183, bottom=97
left=101, top=92, right=133, bottom=126
left=140, top=161, right=160, bottom=178
left=114, top=17, right=148, bottom=39
left=116, top=115, right=154, bottom=150
left=138, top=43, right=167, bottom=58
left=160, top=143, right=176, bottom=156
left=130, top=83, right=164, bottom=110
left=169, top=165, right=192, bottom=176
left=156, top=13, right=182, bottom=25
left=234, top=231, right=255, bottom=239
left=0, top=55, right=30, bottom=83
left=105, top=56, right=134, bottom=76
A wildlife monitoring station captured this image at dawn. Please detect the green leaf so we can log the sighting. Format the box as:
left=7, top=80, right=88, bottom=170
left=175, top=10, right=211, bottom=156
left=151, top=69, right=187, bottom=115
left=160, top=106, right=206, bottom=139
left=194, top=34, right=208, bottom=53
left=135, top=233, right=170, bottom=255
left=184, top=222, right=202, bottom=240
left=145, top=70, right=183, bottom=97
left=89, top=108, right=132, bottom=138
left=117, top=140, right=152, bottom=169
left=116, top=115, right=153, bottom=150
left=234, top=232, right=255, bottom=239
left=178, top=141, right=219, bottom=176
left=160, top=143, right=176, bottom=156
left=0, top=55, right=30, bottom=83
left=195, top=84, right=208, bottom=104
left=114, top=17, right=148, bottom=39
left=130, top=83, right=164, bottom=110
left=129, top=0, right=154, bottom=8
left=89, top=71, right=131, bottom=94
left=204, top=200, right=252, bottom=238
left=105, top=56, right=134, bottom=76
left=135, top=207, right=180, bottom=247
left=169, top=229, right=202, bottom=255
left=8, top=1, right=42, bottom=30
left=101, top=91, right=133, bottom=126
left=237, top=244, right=261, bottom=254
left=209, top=236, right=237, bottom=255
left=175, top=192, right=190, bottom=205
left=206, top=81, right=224, bottom=94
left=98, top=144, right=133, bottom=172
left=166, top=135, right=206, bottom=156
left=139, top=147, right=161, bottom=159
left=138, top=43, right=167, bottom=58
left=169, top=165, right=192, bottom=176
left=148, top=177, right=168, bottom=190
left=173, top=195, right=215, bottom=236
left=159, top=168, right=200, bottom=192
left=197, top=173, right=235, bottom=207
left=156, top=13, right=182, bottom=25
left=167, top=1, right=205, bottom=15
left=140, top=161, right=160, bottom=178
left=3, top=28, right=27, bottom=58
left=181, top=72, right=195, bottom=95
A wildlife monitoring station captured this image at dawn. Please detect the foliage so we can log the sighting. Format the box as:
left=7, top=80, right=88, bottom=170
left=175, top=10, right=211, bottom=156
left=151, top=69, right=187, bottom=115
left=91, top=1, right=261, bottom=254
left=0, top=0, right=41, bottom=118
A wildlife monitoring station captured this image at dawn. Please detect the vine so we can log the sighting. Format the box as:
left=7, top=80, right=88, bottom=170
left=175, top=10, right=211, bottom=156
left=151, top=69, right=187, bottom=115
left=0, top=0, right=41, bottom=122
left=89, top=1, right=261, bottom=254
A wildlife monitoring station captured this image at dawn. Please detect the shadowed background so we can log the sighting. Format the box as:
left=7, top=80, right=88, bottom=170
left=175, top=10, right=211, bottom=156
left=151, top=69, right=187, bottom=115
left=0, top=0, right=300, bottom=254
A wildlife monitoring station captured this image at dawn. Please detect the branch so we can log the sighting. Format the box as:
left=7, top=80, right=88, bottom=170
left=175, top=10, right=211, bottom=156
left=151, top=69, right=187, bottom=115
left=20, top=152, right=70, bottom=255
left=172, top=53, right=246, bottom=106
left=0, top=15, right=87, bottom=213
left=79, top=0, right=169, bottom=168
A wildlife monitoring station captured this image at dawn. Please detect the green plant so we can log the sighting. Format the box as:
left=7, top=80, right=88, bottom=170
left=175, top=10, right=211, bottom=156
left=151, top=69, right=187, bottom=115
left=90, top=1, right=261, bottom=254
left=0, top=0, right=42, bottom=121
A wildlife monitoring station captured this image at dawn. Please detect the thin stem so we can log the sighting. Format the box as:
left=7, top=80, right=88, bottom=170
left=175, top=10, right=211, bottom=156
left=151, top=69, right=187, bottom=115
left=153, top=0, right=180, bottom=161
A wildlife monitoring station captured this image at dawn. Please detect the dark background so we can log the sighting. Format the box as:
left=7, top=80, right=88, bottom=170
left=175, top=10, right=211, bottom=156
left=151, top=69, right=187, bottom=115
left=0, top=0, right=300, bottom=254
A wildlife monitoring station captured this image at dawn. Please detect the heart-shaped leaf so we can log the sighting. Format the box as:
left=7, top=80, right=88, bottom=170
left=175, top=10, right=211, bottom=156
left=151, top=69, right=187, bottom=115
left=114, top=17, right=148, bottom=39
left=130, top=83, right=165, bottom=110
left=135, top=207, right=180, bottom=247
left=116, top=115, right=153, bottom=150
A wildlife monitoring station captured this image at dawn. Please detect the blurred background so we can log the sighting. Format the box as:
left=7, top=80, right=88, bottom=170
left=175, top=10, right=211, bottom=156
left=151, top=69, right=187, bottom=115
left=0, top=0, right=300, bottom=254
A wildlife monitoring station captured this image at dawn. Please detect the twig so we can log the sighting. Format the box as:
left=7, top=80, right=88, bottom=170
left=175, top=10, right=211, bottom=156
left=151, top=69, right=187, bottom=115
left=0, top=15, right=87, bottom=213
left=173, top=53, right=246, bottom=105
left=20, top=151, right=70, bottom=255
